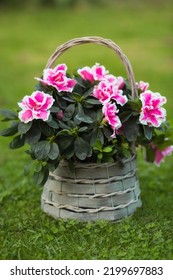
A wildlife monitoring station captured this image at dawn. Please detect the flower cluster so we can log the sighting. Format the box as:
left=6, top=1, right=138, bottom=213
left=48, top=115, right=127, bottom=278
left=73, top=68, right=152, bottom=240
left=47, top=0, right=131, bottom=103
left=0, top=63, right=172, bottom=185
left=78, top=64, right=127, bottom=137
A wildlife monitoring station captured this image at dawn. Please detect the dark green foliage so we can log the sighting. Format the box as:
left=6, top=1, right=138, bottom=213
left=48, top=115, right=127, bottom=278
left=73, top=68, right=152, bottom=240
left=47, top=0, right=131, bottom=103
left=0, top=109, right=18, bottom=121
left=143, top=125, right=154, bottom=140
left=74, top=137, right=92, bottom=160
left=0, top=122, right=19, bottom=136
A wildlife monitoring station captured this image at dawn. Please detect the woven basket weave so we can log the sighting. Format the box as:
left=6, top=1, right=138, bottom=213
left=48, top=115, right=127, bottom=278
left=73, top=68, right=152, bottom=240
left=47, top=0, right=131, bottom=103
left=41, top=36, right=142, bottom=221
left=41, top=156, right=141, bottom=221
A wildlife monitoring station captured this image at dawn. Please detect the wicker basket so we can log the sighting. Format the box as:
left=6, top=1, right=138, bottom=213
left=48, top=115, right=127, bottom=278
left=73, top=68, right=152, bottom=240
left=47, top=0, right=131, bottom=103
left=41, top=156, right=141, bottom=221
left=41, top=36, right=142, bottom=221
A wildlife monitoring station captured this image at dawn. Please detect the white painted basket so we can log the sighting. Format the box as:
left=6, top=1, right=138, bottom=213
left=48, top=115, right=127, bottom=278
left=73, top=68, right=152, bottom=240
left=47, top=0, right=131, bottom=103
left=41, top=156, right=141, bottom=221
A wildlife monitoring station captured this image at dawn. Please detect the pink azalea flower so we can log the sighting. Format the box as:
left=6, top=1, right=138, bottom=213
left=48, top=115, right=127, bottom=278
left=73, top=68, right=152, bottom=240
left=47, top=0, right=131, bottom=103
left=93, top=80, right=127, bottom=106
left=35, top=64, right=76, bottom=92
left=77, top=66, right=95, bottom=82
left=111, top=88, right=128, bottom=106
left=152, top=145, right=173, bottom=166
left=116, top=76, right=125, bottom=89
left=102, top=102, right=122, bottom=138
left=106, top=75, right=125, bottom=89
left=93, top=81, right=112, bottom=103
left=77, top=63, right=108, bottom=82
left=137, top=81, right=149, bottom=92
left=139, top=90, right=167, bottom=127
left=92, top=63, right=109, bottom=81
left=18, top=91, right=54, bottom=123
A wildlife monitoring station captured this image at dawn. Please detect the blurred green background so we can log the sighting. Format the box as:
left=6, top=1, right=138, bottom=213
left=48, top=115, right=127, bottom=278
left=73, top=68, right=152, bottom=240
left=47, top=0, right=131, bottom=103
left=0, top=0, right=173, bottom=260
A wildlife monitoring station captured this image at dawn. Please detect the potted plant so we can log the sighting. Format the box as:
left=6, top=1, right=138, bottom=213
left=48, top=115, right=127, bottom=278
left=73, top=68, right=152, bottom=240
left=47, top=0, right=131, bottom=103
left=1, top=37, right=172, bottom=221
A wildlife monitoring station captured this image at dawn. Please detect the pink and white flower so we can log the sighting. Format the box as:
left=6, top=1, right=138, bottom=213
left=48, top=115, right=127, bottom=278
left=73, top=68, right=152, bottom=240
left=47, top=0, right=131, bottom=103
left=106, top=75, right=125, bottom=89
left=93, top=80, right=127, bottom=105
left=35, top=63, right=76, bottom=92
left=102, top=102, right=122, bottom=138
left=77, top=63, right=108, bottom=82
left=137, top=81, right=149, bottom=92
left=139, top=90, right=167, bottom=127
left=152, top=145, right=173, bottom=166
left=92, top=63, right=109, bottom=81
left=77, top=66, right=94, bottom=82
left=18, top=91, right=54, bottom=123
left=111, top=88, right=128, bottom=106
left=93, top=80, right=112, bottom=103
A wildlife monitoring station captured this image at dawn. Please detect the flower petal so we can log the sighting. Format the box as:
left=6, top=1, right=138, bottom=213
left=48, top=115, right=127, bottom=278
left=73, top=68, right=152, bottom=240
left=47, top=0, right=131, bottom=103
left=18, top=109, right=33, bottom=123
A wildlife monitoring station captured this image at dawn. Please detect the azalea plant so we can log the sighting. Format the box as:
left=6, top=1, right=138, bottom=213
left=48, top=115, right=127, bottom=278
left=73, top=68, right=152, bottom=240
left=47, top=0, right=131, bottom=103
left=0, top=63, right=173, bottom=185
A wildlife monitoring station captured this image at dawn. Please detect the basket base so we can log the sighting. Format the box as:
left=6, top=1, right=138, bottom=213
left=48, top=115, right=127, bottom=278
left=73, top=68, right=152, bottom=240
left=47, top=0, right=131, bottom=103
left=41, top=196, right=142, bottom=222
left=41, top=157, right=142, bottom=222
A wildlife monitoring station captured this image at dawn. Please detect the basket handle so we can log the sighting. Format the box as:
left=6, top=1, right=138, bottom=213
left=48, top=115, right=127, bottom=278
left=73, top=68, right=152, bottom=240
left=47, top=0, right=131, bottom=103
left=45, top=36, right=138, bottom=98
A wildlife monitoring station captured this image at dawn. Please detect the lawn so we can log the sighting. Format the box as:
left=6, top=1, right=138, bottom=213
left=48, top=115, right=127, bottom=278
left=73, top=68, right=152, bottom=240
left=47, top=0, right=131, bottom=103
left=0, top=0, right=173, bottom=260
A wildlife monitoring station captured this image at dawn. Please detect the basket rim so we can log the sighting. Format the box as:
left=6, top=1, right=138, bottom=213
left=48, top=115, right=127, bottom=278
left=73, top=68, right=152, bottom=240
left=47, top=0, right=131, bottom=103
left=58, top=154, right=136, bottom=169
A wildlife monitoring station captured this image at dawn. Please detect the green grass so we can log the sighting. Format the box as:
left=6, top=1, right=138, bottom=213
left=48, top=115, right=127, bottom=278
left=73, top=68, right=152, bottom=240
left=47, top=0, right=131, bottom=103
left=0, top=1, right=173, bottom=260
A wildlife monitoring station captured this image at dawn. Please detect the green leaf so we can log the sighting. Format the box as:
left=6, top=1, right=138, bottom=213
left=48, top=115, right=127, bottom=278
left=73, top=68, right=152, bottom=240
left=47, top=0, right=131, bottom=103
left=48, top=142, right=59, bottom=160
left=55, top=95, right=67, bottom=109
left=33, top=169, right=45, bottom=186
left=9, top=135, right=25, bottom=149
left=83, top=87, right=94, bottom=98
left=50, top=106, right=61, bottom=113
left=98, top=152, right=103, bottom=160
left=40, top=165, right=50, bottom=186
left=34, top=161, right=43, bottom=172
left=93, top=139, right=102, bottom=151
left=76, top=103, right=93, bottom=124
left=103, top=146, right=113, bottom=153
left=0, top=109, right=18, bottom=121
left=47, top=159, right=59, bottom=172
left=33, top=141, right=51, bottom=160
left=58, top=135, right=74, bottom=151
left=0, top=122, right=19, bottom=136
left=119, top=111, right=133, bottom=123
left=143, top=125, right=153, bottom=140
left=96, top=109, right=103, bottom=122
left=74, top=137, right=91, bottom=160
left=124, top=117, right=139, bottom=141
left=40, top=122, right=54, bottom=136
left=74, top=76, right=86, bottom=88
left=63, top=96, right=76, bottom=103
left=85, top=98, right=101, bottom=105
left=122, top=147, right=131, bottom=158
left=102, top=154, right=114, bottom=163
left=73, top=83, right=83, bottom=94
left=58, top=121, right=70, bottom=129
left=63, top=104, right=75, bottom=120
left=78, top=126, right=88, bottom=132
left=63, top=146, right=75, bottom=160
left=103, top=126, right=112, bottom=139
left=90, top=128, right=104, bottom=146
left=25, top=123, right=41, bottom=144
left=76, top=114, right=93, bottom=124
left=18, top=121, right=32, bottom=134
left=46, top=119, right=59, bottom=129
left=71, top=92, right=82, bottom=102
